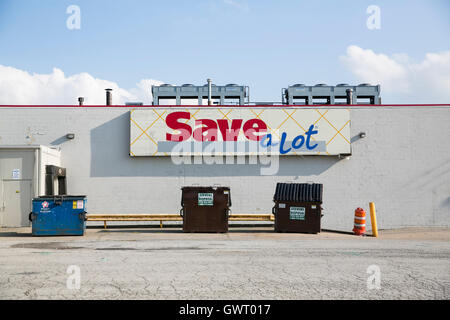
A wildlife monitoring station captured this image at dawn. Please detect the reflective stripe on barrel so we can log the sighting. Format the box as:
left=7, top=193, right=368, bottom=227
left=354, top=216, right=366, bottom=225
left=353, top=207, right=366, bottom=235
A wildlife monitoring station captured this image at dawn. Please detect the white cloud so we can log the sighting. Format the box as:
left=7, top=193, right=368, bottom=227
left=341, top=45, right=450, bottom=103
left=0, top=65, right=163, bottom=105
left=3, top=47, right=449, bottom=106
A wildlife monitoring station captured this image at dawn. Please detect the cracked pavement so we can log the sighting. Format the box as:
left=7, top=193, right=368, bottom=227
left=0, top=227, right=449, bottom=299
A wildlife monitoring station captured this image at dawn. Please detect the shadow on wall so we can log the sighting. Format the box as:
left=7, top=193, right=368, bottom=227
left=442, top=197, right=450, bottom=208
left=90, top=112, right=340, bottom=177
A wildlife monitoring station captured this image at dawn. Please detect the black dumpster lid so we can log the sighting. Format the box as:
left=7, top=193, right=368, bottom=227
left=34, top=195, right=86, bottom=200
left=274, top=183, right=322, bottom=202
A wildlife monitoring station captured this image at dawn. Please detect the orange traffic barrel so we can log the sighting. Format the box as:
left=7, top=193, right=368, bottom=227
left=353, top=207, right=366, bottom=235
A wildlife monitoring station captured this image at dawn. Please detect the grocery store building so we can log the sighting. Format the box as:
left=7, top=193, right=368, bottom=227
left=0, top=83, right=449, bottom=231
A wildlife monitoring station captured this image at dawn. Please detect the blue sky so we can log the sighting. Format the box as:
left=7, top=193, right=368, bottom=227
left=0, top=0, right=449, bottom=103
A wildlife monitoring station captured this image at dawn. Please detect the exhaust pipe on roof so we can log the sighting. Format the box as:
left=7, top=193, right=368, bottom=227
left=346, top=89, right=353, bottom=105
left=207, top=78, right=212, bottom=105
left=105, top=88, right=112, bottom=106
left=78, top=97, right=84, bottom=106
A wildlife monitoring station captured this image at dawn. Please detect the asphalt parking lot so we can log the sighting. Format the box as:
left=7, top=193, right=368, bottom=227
left=0, top=226, right=449, bottom=300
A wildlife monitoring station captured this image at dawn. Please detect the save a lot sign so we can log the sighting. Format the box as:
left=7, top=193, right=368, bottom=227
left=130, top=107, right=351, bottom=156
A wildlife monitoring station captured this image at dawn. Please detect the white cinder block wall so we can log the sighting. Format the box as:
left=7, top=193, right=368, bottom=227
left=0, top=106, right=449, bottom=231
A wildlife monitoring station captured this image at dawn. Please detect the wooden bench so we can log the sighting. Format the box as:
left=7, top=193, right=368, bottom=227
left=86, top=214, right=274, bottom=229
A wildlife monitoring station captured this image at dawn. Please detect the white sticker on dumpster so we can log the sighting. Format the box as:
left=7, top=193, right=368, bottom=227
left=40, top=201, right=50, bottom=213
left=12, top=169, right=20, bottom=179
left=198, top=193, right=214, bottom=206
left=73, top=201, right=84, bottom=209
left=290, top=207, right=306, bottom=220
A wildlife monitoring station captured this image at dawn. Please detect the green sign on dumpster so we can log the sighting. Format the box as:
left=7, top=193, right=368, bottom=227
left=198, top=193, right=214, bottom=206
left=290, top=207, right=306, bottom=220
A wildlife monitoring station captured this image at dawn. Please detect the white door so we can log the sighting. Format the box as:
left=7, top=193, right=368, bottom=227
left=1, top=180, right=32, bottom=227
left=0, top=149, right=36, bottom=227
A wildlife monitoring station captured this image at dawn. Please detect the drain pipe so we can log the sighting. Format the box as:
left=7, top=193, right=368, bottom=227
left=105, top=88, right=112, bottom=106
left=346, top=89, right=353, bottom=105
left=207, top=78, right=212, bottom=105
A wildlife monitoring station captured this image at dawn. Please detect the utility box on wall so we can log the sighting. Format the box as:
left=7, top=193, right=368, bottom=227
left=0, top=145, right=61, bottom=227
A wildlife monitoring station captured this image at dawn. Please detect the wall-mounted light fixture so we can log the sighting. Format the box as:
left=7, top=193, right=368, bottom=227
left=338, top=154, right=351, bottom=160
left=66, top=133, right=75, bottom=140
left=359, top=132, right=366, bottom=139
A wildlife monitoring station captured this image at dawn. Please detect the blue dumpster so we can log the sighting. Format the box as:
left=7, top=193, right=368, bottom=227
left=29, top=196, right=87, bottom=236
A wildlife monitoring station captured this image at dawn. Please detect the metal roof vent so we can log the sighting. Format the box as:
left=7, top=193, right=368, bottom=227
left=105, top=88, right=112, bottom=106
